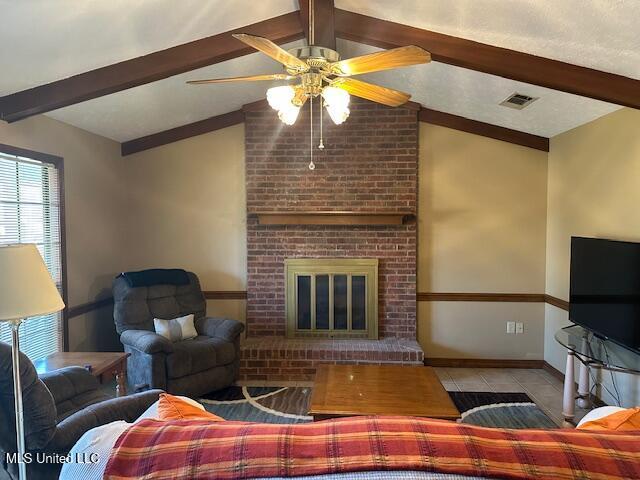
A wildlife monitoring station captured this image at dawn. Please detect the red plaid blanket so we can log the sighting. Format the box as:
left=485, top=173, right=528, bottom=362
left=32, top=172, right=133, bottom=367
left=104, top=416, right=640, bottom=480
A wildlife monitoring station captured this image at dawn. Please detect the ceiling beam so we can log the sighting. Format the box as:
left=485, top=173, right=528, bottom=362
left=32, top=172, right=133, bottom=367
left=298, top=0, right=336, bottom=49
left=122, top=100, right=548, bottom=155
left=419, top=108, right=549, bottom=152
left=0, top=12, right=304, bottom=123
left=121, top=110, right=245, bottom=156
left=334, top=9, right=640, bottom=110
left=242, top=98, right=270, bottom=112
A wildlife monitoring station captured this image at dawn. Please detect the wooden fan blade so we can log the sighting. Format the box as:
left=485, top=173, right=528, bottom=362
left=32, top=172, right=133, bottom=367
left=333, top=78, right=411, bottom=107
left=330, top=45, right=430, bottom=76
left=187, top=74, right=294, bottom=84
left=233, top=33, right=309, bottom=72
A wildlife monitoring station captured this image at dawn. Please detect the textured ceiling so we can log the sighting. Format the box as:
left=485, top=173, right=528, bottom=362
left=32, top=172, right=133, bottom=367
left=337, top=40, right=620, bottom=138
left=0, top=0, right=297, bottom=94
left=336, top=0, right=640, bottom=79
left=1, top=0, right=636, bottom=142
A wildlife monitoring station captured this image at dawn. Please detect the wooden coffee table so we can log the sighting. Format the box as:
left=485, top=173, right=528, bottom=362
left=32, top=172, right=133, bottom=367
left=309, top=364, right=460, bottom=421
left=34, top=351, right=129, bottom=397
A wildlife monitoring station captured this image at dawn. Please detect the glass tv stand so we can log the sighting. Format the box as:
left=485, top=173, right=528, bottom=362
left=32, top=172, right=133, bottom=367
left=554, top=324, right=640, bottom=426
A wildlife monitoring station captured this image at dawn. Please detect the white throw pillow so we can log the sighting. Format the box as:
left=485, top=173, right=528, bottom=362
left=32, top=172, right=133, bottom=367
left=153, top=313, right=197, bottom=342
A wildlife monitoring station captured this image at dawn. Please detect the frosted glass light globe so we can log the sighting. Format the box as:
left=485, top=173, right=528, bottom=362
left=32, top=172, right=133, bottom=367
left=267, top=85, right=295, bottom=111
left=325, top=103, right=350, bottom=125
left=322, top=86, right=350, bottom=108
left=322, top=86, right=350, bottom=125
left=277, top=104, right=301, bottom=125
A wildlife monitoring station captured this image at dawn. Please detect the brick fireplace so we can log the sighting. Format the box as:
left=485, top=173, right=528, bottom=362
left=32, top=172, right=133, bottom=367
left=241, top=98, right=423, bottom=381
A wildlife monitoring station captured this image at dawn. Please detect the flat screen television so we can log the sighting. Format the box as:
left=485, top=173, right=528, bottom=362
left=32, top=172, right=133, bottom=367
left=570, top=236, right=640, bottom=354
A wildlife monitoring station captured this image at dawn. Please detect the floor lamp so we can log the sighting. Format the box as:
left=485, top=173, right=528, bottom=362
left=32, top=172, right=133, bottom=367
left=0, top=244, right=65, bottom=480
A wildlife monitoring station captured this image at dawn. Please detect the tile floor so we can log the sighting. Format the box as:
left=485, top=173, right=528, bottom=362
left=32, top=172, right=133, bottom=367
left=435, top=367, right=591, bottom=427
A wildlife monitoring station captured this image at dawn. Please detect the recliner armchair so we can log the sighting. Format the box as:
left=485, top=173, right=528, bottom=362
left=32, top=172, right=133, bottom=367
left=113, top=270, right=244, bottom=398
left=0, top=342, right=161, bottom=480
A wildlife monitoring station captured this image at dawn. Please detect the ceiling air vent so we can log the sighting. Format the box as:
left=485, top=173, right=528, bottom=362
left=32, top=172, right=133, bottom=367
left=500, top=92, right=538, bottom=110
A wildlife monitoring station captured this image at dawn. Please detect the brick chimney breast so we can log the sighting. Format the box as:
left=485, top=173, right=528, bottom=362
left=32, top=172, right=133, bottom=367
left=245, top=98, right=418, bottom=339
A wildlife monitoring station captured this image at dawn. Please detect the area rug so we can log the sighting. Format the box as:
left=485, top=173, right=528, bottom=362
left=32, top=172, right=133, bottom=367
left=448, top=391, right=557, bottom=429
left=199, top=387, right=557, bottom=428
left=200, top=386, right=313, bottom=423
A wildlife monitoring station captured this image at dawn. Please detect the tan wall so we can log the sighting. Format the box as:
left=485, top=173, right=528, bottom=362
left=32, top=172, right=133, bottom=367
left=544, top=107, right=640, bottom=406
left=0, top=115, right=127, bottom=351
left=0, top=118, right=247, bottom=351
left=122, top=122, right=549, bottom=355
left=0, top=115, right=552, bottom=360
left=123, top=124, right=247, bottom=326
left=418, top=124, right=548, bottom=359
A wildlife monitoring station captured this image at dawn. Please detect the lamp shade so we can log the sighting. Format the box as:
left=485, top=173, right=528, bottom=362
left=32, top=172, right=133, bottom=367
left=0, top=244, right=65, bottom=322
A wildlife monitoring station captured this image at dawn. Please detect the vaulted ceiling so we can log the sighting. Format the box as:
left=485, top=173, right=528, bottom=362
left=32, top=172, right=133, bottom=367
left=1, top=0, right=638, bottom=145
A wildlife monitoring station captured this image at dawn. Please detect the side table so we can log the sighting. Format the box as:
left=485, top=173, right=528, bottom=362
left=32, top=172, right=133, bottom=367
left=35, top=351, right=130, bottom=397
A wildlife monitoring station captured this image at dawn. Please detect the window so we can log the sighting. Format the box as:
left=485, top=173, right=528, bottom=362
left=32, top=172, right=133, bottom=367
left=0, top=147, right=64, bottom=360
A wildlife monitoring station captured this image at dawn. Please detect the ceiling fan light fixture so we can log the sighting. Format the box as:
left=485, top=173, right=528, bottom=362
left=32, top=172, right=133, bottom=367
left=322, top=86, right=350, bottom=125
left=189, top=34, right=430, bottom=123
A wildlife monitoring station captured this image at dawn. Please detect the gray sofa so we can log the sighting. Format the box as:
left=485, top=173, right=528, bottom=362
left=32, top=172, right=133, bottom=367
left=0, top=342, right=161, bottom=480
left=113, top=270, right=244, bottom=398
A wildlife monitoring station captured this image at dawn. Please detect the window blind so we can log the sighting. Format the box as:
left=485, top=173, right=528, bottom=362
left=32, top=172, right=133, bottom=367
left=0, top=151, right=63, bottom=360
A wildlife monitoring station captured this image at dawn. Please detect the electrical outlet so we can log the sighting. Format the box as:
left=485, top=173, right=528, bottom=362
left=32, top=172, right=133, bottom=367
left=516, top=322, right=524, bottom=334
left=506, top=321, right=516, bottom=334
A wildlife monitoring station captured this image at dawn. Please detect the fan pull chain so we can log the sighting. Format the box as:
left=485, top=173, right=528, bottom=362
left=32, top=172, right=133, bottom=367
left=318, top=96, right=325, bottom=150
left=309, top=97, right=315, bottom=170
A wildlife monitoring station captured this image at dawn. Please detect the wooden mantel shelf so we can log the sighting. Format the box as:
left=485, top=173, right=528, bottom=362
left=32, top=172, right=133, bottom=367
left=251, top=211, right=416, bottom=226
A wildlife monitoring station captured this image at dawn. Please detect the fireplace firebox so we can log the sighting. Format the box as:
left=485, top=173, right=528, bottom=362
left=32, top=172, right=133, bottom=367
left=285, top=258, right=378, bottom=339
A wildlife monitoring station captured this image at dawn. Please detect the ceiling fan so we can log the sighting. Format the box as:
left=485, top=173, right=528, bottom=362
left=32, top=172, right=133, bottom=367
left=187, top=3, right=431, bottom=126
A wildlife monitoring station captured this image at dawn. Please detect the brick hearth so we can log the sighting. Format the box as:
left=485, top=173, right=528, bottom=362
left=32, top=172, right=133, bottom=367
left=239, top=337, right=424, bottom=382
left=242, top=98, right=421, bottom=381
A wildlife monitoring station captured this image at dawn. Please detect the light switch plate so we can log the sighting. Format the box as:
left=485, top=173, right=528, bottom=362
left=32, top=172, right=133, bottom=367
left=516, top=322, right=524, bottom=334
